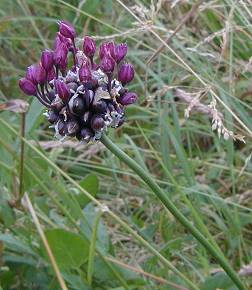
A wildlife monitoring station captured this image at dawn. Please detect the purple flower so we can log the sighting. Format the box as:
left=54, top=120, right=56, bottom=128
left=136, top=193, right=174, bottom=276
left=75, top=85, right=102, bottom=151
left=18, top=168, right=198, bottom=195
left=119, top=92, right=137, bottom=106
left=79, top=62, right=92, bottom=83
left=99, top=41, right=115, bottom=59
left=118, top=63, right=134, bottom=84
left=83, top=36, right=96, bottom=58
left=54, top=32, right=72, bottom=50
left=59, top=20, right=76, bottom=40
left=35, top=64, right=47, bottom=85
left=47, top=67, right=56, bottom=82
left=100, top=54, right=115, bottom=74
left=54, top=43, right=68, bottom=67
left=41, top=50, right=54, bottom=72
left=55, top=79, right=70, bottom=102
left=26, top=64, right=38, bottom=85
left=19, top=78, right=37, bottom=95
left=112, top=43, right=127, bottom=63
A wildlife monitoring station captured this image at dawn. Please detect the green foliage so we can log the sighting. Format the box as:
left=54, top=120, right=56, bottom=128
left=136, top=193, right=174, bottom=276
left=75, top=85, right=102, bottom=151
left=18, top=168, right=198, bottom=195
left=78, top=174, right=99, bottom=207
left=45, top=229, right=89, bottom=269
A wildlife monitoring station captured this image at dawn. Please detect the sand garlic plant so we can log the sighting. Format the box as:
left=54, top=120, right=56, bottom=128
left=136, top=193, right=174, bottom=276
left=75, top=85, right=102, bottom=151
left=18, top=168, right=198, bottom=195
left=18, top=20, right=246, bottom=290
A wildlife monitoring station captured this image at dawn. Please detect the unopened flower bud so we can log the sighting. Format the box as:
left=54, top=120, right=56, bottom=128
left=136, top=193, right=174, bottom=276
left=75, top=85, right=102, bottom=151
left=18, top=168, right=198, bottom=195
left=91, top=115, right=105, bottom=131
left=100, top=54, right=115, bottom=74
left=55, top=79, right=70, bottom=102
left=54, top=43, right=68, bottom=67
left=118, top=63, right=134, bottom=85
left=99, top=41, right=115, bottom=59
left=59, top=20, right=76, bottom=40
left=79, top=62, right=92, bottom=83
left=41, top=50, right=54, bottom=71
left=112, top=43, right=127, bottom=63
left=47, top=67, right=56, bottom=82
left=35, top=64, right=47, bottom=85
left=75, top=50, right=88, bottom=67
left=54, top=32, right=71, bottom=50
left=19, top=78, right=37, bottom=95
left=119, top=92, right=137, bottom=106
left=26, top=64, right=38, bottom=85
left=83, top=36, right=96, bottom=58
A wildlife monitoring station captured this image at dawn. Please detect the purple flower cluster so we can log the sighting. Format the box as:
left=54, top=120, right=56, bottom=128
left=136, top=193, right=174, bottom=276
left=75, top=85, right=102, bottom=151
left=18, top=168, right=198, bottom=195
left=19, top=20, right=137, bottom=142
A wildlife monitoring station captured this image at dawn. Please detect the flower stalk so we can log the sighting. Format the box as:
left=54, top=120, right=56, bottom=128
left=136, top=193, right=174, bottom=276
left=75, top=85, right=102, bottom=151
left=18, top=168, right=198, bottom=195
left=18, top=112, right=26, bottom=202
left=101, top=134, right=246, bottom=290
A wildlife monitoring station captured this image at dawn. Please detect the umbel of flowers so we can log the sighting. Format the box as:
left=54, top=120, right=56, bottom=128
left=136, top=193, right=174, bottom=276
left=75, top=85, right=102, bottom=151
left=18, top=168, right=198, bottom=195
left=19, top=21, right=137, bottom=142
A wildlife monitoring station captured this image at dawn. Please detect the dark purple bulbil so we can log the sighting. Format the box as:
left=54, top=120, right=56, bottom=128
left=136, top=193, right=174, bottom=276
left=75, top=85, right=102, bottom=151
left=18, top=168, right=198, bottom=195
left=19, top=20, right=137, bottom=143
left=91, top=115, right=105, bottom=131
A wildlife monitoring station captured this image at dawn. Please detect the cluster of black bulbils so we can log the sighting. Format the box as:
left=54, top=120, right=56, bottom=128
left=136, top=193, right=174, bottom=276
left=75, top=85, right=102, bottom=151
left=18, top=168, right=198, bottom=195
left=19, top=20, right=137, bottom=143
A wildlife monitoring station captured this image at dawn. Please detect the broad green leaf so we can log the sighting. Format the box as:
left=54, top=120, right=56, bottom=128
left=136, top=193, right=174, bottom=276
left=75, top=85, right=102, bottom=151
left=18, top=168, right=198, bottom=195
left=0, top=234, right=36, bottom=256
left=201, top=272, right=236, bottom=290
left=62, top=273, right=91, bottom=290
left=45, top=229, right=89, bottom=269
left=78, top=174, right=99, bottom=207
left=81, top=204, right=109, bottom=254
left=25, top=98, right=44, bottom=135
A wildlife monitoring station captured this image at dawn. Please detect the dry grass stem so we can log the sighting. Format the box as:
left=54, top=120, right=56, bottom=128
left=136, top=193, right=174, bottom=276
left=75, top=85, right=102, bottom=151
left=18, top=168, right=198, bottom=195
left=23, top=193, right=68, bottom=290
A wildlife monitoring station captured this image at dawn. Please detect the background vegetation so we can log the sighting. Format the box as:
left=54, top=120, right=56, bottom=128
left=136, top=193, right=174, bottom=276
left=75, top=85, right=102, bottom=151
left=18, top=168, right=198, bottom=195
left=0, top=0, right=252, bottom=289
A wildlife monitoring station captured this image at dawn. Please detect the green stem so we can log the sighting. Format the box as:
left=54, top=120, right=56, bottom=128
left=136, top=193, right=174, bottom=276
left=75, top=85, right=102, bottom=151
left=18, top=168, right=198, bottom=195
left=18, top=112, right=26, bottom=202
left=101, top=134, right=246, bottom=290
left=87, top=210, right=102, bottom=286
